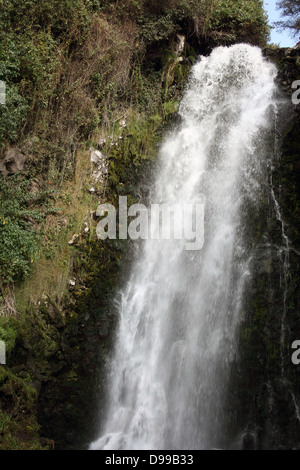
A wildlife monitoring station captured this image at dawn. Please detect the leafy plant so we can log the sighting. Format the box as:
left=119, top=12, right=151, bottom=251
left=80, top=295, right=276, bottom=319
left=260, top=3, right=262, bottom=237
left=0, top=86, right=29, bottom=148
left=0, top=317, right=18, bottom=353
left=208, top=0, right=270, bottom=45
left=0, top=175, right=53, bottom=285
left=275, top=0, right=300, bottom=37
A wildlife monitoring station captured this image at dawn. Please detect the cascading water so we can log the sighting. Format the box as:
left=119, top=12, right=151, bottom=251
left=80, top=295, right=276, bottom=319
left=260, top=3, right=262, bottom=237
left=90, top=44, right=277, bottom=450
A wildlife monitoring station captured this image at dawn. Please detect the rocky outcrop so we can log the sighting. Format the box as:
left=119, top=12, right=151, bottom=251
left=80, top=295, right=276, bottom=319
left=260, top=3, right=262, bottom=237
left=0, top=147, right=26, bottom=176
left=225, top=45, right=300, bottom=450
left=264, top=45, right=300, bottom=95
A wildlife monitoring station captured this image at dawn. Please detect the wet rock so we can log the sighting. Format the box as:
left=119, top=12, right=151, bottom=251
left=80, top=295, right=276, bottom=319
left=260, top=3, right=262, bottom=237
left=242, top=432, right=256, bottom=450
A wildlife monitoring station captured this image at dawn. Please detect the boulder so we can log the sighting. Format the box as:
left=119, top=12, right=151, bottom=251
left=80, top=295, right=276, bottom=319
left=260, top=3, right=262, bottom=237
left=0, top=147, right=26, bottom=176
left=90, top=149, right=103, bottom=164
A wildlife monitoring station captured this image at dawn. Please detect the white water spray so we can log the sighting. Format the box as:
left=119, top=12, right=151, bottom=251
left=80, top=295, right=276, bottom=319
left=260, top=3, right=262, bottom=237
left=90, top=44, right=277, bottom=450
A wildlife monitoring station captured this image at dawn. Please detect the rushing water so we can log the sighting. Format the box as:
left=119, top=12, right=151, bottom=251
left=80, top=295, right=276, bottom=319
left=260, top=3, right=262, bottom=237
left=90, top=44, right=277, bottom=450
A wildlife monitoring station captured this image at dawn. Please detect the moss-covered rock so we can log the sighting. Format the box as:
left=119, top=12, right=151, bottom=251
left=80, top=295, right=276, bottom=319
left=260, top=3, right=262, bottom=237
left=223, top=45, right=300, bottom=450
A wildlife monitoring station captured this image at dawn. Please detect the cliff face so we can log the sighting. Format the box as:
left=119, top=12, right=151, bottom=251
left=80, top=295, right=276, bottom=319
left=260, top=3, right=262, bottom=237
left=225, top=46, right=300, bottom=450
left=32, top=45, right=300, bottom=451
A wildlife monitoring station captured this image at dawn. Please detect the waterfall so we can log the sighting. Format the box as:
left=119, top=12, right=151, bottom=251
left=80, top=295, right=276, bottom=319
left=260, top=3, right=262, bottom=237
left=90, top=44, right=277, bottom=450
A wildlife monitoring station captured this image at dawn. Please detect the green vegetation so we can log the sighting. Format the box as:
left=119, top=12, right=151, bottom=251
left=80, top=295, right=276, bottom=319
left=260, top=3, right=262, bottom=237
left=0, top=373, right=44, bottom=450
left=0, top=175, right=58, bottom=287
left=0, top=0, right=271, bottom=450
left=275, top=0, right=300, bottom=37
left=0, top=0, right=270, bottom=288
left=0, top=0, right=269, bottom=147
left=207, top=0, right=269, bottom=45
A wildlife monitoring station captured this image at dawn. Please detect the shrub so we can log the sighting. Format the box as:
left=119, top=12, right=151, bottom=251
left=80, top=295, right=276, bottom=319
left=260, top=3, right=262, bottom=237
left=0, top=86, right=29, bottom=148
left=275, top=0, right=300, bottom=38
left=0, top=176, right=49, bottom=285
left=208, top=0, right=270, bottom=46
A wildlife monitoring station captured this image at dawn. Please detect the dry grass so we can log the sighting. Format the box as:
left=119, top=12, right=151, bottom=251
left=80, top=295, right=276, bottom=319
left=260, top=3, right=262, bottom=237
left=13, top=13, right=141, bottom=313
left=43, top=15, right=137, bottom=143
left=0, top=285, right=18, bottom=318
left=14, top=146, right=95, bottom=312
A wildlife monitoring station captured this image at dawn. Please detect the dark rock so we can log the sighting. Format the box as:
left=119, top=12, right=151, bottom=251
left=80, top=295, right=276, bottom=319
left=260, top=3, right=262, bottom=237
left=225, top=45, right=300, bottom=451
left=242, top=432, right=256, bottom=450
left=32, top=381, right=42, bottom=394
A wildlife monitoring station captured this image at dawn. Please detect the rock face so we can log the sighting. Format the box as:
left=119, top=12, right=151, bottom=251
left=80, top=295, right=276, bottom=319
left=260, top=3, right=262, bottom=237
left=224, top=46, right=300, bottom=450
left=0, top=147, right=26, bottom=176
left=264, top=45, right=300, bottom=95
left=89, top=147, right=109, bottom=187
